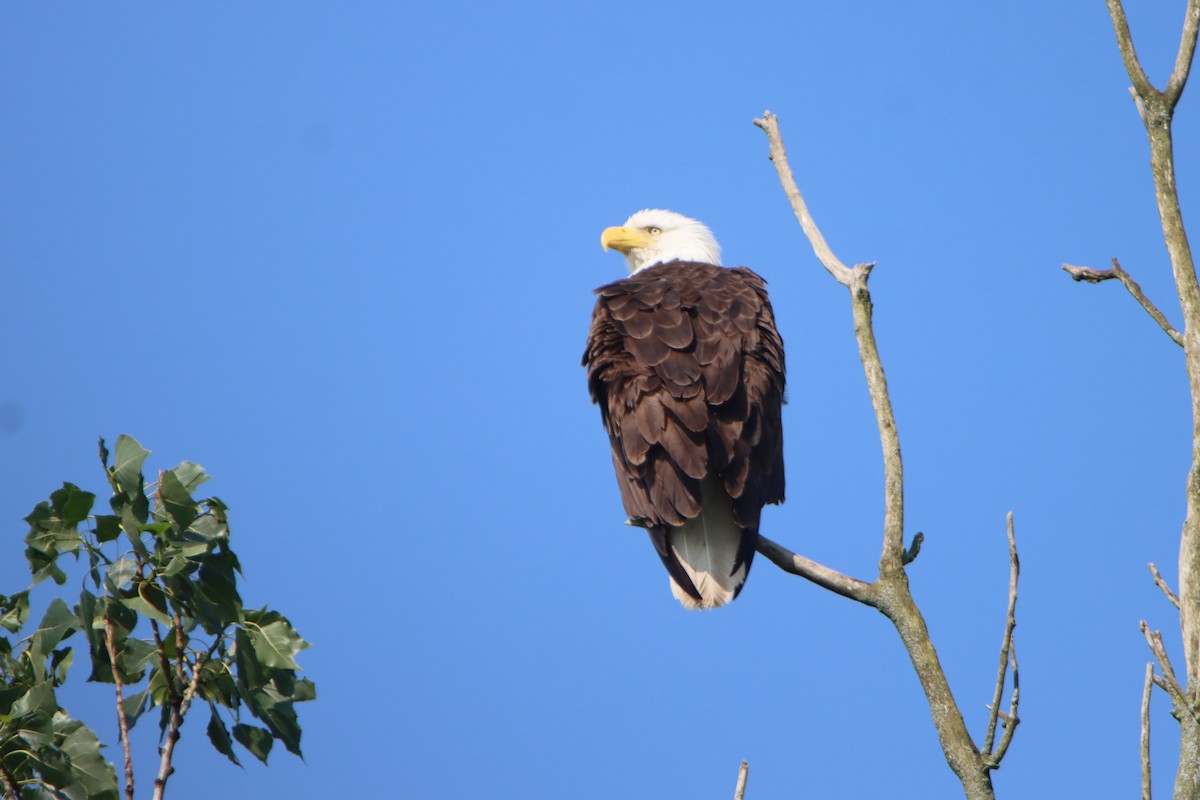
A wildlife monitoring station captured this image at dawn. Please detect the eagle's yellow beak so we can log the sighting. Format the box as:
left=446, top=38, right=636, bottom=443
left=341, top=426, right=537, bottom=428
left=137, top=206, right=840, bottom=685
left=600, top=225, right=651, bottom=254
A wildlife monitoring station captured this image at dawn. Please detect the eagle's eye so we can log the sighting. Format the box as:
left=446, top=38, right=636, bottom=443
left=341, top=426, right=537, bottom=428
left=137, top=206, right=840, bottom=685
left=647, top=226, right=662, bottom=235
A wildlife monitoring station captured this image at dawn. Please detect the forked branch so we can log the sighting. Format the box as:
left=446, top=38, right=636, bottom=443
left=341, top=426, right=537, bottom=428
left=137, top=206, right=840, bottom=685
left=753, top=110, right=1018, bottom=800
left=1062, top=258, right=1182, bottom=346
left=982, top=513, right=1021, bottom=770
left=152, top=653, right=205, bottom=800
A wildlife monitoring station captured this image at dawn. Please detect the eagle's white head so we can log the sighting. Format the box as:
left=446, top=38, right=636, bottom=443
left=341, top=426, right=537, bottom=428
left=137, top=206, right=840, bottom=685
left=600, top=209, right=722, bottom=273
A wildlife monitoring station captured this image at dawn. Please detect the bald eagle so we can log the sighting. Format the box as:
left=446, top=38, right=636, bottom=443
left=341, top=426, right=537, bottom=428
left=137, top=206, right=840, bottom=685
left=583, top=209, right=786, bottom=609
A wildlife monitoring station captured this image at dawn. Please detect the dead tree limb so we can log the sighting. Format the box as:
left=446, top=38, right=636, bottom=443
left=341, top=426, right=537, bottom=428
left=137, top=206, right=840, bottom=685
left=1071, top=2, right=1199, bottom=796
left=982, top=513, right=1021, bottom=770
left=733, top=761, right=748, bottom=800
left=753, top=109, right=1019, bottom=800
left=1144, top=662, right=1155, bottom=800
left=1062, top=258, right=1183, bottom=346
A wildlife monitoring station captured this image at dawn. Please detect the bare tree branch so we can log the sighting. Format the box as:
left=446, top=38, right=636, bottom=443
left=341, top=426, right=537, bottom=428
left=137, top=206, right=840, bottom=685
left=901, top=532, right=925, bottom=566
left=1062, top=258, right=1183, bottom=346
left=1140, top=621, right=1195, bottom=724
left=1151, top=563, right=1182, bottom=609
left=1093, top=3, right=1200, bottom=796
left=733, top=761, right=748, bottom=800
left=983, top=514, right=1021, bottom=770
left=103, top=614, right=135, bottom=800
left=990, top=642, right=1020, bottom=768
left=756, top=535, right=874, bottom=603
left=1107, top=0, right=1161, bottom=103
left=1166, top=0, right=1200, bottom=108
left=1144, top=662, right=1155, bottom=800
left=754, top=110, right=1002, bottom=800
left=753, top=111, right=851, bottom=285
left=152, top=653, right=205, bottom=800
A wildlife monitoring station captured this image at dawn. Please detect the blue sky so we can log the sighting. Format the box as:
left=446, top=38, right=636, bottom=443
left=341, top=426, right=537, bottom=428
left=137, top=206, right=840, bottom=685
left=1, top=2, right=1198, bottom=797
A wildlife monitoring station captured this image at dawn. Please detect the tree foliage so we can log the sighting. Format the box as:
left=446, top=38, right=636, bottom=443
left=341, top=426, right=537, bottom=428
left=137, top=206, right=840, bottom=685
left=0, top=435, right=313, bottom=800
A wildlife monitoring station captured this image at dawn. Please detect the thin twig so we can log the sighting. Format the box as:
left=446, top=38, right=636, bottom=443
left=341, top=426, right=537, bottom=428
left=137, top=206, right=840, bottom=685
left=152, top=653, right=205, bottom=800
left=733, top=761, right=748, bottom=800
left=753, top=111, right=852, bottom=285
left=150, top=619, right=181, bottom=707
left=1140, top=621, right=1197, bottom=723
left=983, top=513, right=1021, bottom=769
left=1143, top=662, right=1154, bottom=800
left=103, top=615, right=135, bottom=800
left=755, top=535, right=874, bottom=604
left=1150, top=563, right=1181, bottom=608
left=1061, top=259, right=1183, bottom=346
left=173, top=610, right=187, bottom=705
left=901, top=532, right=924, bottom=566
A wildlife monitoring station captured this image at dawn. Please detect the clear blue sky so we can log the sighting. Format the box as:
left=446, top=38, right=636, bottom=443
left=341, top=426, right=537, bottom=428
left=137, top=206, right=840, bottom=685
left=1, top=3, right=1197, bottom=797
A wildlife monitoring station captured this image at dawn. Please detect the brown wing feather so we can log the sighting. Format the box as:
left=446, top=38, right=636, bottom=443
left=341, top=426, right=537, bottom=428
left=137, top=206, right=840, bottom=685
left=583, top=262, right=786, bottom=537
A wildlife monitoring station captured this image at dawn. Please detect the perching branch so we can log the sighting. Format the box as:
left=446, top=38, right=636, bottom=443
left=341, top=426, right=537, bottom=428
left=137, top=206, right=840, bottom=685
left=982, top=513, right=1021, bottom=771
left=755, top=534, right=874, bottom=603
left=733, top=761, right=748, bottom=800
left=754, top=109, right=1015, bottom=800
left=1144, top=662, right=1155, bottom=800
left=103, top=614, right=136, bottom=800
left=1062, top=259, right=1183, bottom=346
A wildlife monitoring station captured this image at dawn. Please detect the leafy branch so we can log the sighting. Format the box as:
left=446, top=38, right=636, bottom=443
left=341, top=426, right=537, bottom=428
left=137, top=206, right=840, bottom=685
left=0, top=435, right=314, bottom=799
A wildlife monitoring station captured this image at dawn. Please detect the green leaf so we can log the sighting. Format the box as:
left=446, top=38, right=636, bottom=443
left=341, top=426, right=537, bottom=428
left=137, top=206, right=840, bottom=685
left=50, top=647, right=73, bottom=686
left=232, top=723, right=273, bottom=764
left=245, top=617, right=309, bottom=671
left=56, top=712, right=120, bottom=800
left=234, top=628, right=267, bottom=690
left=121, top=685, right=152, bottom=731
left=206, top=708, right=241, bottom=766
left=179, top=561, right=242, bottom=635
left=291, top=678, right=317, bottom=703
left=93, top=514, right=121, bottom=543
left=195, top=655, right=238, bottom=708
left=24, top=546, right=67, bottom=586
left=244, top=686, right=303, bottom=757
left=112, top=434, right=150, bottom=498
left=172, top=461, right=212, bottom=493
left=103, top=556, right=138, bottom=595
left=30, top=599, right=78, bottom=666
left=23, top=483, right=93, bottom=583
left=12, top=681, right=57, bottom=719
left=119, top=582, right=173, bottom=628
left=0, top=591, right=30, bottom=633
left=50, top=483, right=95, bottom=528
left=118, top=505, right=150, bottom=558
left=114, top=636, right=158, bottom=684
left=158, top=470, right=198, bottom=533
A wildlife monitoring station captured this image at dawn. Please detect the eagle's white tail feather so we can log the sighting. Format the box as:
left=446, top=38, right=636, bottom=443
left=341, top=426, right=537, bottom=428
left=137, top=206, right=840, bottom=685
left=667, top=475, right=745, bottom=610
